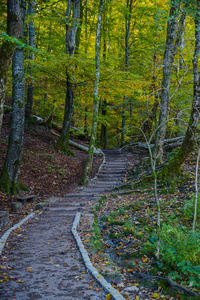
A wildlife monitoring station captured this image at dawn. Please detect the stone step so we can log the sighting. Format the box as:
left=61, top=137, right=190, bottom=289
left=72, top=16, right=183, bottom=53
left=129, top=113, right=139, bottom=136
left=97, top=174, right=122, bottom=178
left=49, top=207, right=83, bottom=212
left=47, top=203, right=84, bottom=208
left=100, top=171, right=124, bottom=175
left=88, top=183, right=116, bottom=188
left=94, top=182, right=120, bottom=186
left=83, top=188, right=109, bottom=193
left=103, top=168, right=125, bottom=172
left=63, top=193, right=94, bottom=198
left=104, top=164, right=126, bottom=167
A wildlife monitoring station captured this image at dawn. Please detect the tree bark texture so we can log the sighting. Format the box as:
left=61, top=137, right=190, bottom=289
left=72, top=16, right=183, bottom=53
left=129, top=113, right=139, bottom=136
left=0, top=0, right=22, bottom=134
left=159, top=0, right=200, bottom=177
left=0, top=2, right=26, bottom=194
left=81, top=0, right=104, bottom=185
left=153, top=0, right=181, bottom=161
left=58, top=76, right=75, bottom=155
left=121, top=0, right=133, bottom=146
left=25, top=0, right=35, bottom=120
left=75, top=0, right=83, bottom=54
left=58, top=0, right=80, bottom=155
left=100, top=100, right=107, bottom=148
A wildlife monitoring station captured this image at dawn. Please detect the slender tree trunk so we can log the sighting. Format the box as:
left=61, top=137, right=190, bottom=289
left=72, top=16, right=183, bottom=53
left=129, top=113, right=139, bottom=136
left=100, top=100, right=107, bottom=148
left=0, top=0, right=22, bottom=134
left=0, top=2, right=26, bottom=195
left=75, top=0, right=83, bottom=55
left=193, top=148, right=200, bottom=232
left=58, top=76, right=74, bottom=155
left=58, top=0, right=80, bottom=155
left=81, top=0, right=104, bottom=185
left=159, top=1, right=200, bottom=177
left=100, top=6, right=108, bottom=148
left=153, top=0, right=181, bottom=161
left=130, top=99, right=133, bottom=140
left=121, top=96, right=126, bottom=146
left=121, top=0, right=133, bottom=146
left=25, top=0, right=35, bottom=120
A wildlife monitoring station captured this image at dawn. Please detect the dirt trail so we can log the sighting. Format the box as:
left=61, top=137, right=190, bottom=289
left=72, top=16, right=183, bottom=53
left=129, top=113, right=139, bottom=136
left=0, top=149, right=127, bottom=299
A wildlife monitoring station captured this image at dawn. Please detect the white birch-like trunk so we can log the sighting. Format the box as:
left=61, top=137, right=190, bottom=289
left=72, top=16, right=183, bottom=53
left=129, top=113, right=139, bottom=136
left=81, top=0, right=104, bottom=185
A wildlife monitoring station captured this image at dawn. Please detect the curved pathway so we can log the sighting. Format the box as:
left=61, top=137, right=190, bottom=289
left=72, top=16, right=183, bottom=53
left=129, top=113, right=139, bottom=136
left=0, top=149, right=127, bottom=300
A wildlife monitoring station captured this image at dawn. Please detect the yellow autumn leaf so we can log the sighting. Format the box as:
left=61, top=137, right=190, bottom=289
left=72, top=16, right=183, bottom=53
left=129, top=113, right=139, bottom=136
left=106, top=294, right=112, bottom=299
left=152, top=292, right=160, bottom=299
left=27, top=268, right=33, bottom=272
left=134, top=283, right=139, bottom=287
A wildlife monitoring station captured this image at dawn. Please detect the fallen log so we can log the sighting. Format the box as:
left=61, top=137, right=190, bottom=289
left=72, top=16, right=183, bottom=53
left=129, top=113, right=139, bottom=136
left=50, top=129, right=102, bottom=156
left=138, top=136, right=184, bottom=150
left=4, top=106, right=102, bottom=156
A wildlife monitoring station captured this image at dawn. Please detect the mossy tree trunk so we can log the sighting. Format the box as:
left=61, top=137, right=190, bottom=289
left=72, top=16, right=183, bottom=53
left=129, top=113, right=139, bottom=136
left=0, top=1, right=27, bottom=195
left=153, top=1, right=187, bottom=161
left=81, top=0, right=104, bottom=185
left=58, top=0, right=80, bottom=156
left=25, top=0, right=35, bottom=120
left=0, top=0, right=22, bottom=134
left=159, top=1, right=200, bottom=177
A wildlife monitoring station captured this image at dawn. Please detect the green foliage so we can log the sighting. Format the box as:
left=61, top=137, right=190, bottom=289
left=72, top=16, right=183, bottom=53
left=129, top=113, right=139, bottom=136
left=144, top=225, right=200, bottom=285
left=183, top=194, right=200, bottom=222
left=91, top=222, right=103, bottom=251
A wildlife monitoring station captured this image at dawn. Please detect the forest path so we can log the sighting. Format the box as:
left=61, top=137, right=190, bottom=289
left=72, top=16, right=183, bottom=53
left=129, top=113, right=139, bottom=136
left=0, top=149, right=127, bottom=299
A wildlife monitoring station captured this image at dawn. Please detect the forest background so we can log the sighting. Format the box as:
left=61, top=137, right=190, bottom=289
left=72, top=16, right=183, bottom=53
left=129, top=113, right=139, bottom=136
left=1, top=0, right=196, bottom=150
left=1, top=0, right=200, bottom=297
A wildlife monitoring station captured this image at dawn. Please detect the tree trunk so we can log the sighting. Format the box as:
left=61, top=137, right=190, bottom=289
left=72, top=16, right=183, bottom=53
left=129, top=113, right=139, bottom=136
left=121, top=0, right=133, bottom=146
left=0, top=0, right=22, bottom=134
left=58, top=0, right=80, bottom=155
left=100, top=100, right=107, bottom=148
left=81, top=0, right=104, bottom=185
left=57, top=76, right=75, bottom=155
left=75, top=0, right=83, bottom=55
left=153, top=0, right=181, bottom=161
left=25, top=0, right=35, bottom=120
left=159, top=0, right=200, bottom=177
left=0, top=2, right=26, bottom=195
left=121, top=96, right=126, bottom=146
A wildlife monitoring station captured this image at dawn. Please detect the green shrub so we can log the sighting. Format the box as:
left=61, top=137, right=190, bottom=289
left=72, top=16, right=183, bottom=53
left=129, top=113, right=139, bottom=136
left=183, top=195, right=200, bottom=222
left=143, top=224, right=200, bottom=284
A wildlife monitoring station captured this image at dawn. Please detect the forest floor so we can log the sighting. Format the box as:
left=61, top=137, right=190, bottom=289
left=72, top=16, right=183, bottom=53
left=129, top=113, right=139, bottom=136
left=78, top=147, right=200, bottom=300
left=0, top=112, right=103, bottom=235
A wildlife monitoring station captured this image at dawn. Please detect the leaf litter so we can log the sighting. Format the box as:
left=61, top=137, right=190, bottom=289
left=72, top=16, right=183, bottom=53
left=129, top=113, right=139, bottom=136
left=78, top=148, right=200, bottom=300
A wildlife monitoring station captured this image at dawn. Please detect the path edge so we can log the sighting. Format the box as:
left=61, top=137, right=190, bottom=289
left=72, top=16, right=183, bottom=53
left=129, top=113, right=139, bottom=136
left=71, top=212, right=126, bottom=300
left=0, top=212, right=36, bottom=255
